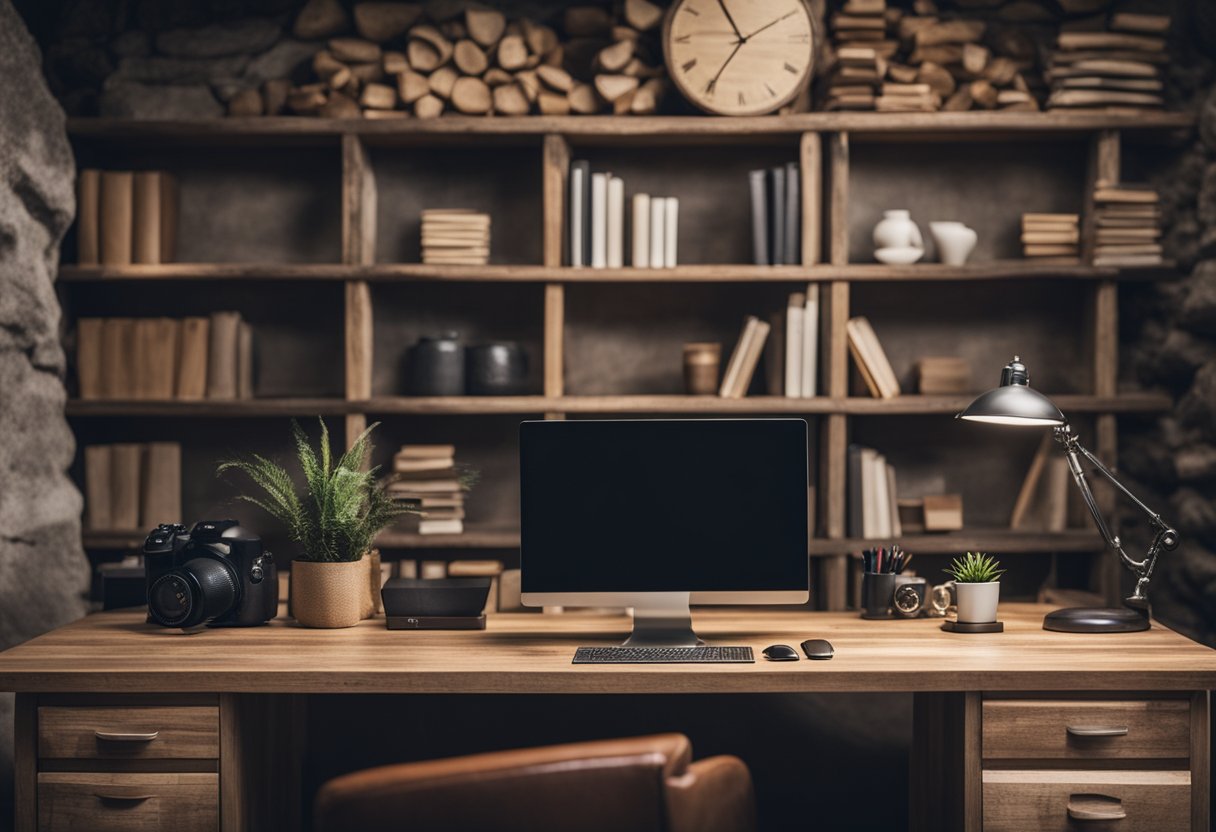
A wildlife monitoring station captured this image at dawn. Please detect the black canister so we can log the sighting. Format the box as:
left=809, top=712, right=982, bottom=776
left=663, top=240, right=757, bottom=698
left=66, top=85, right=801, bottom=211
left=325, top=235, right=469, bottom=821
left=406, top=332, right=464, bottom=396
left=467, top=342, right=528, bottom=395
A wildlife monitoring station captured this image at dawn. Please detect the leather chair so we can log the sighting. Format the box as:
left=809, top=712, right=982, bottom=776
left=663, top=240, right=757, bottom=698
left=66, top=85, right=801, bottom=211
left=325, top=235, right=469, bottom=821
left=314, top=733, right=756, bottom=832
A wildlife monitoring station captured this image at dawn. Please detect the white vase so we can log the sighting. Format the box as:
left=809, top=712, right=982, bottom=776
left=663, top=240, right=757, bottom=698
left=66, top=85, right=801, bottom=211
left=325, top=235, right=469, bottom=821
left=873, top=209, right=924, bottom=252
left=955, top=581, right=1000, bottom=624
left=930, top=221, right=978, bottom=266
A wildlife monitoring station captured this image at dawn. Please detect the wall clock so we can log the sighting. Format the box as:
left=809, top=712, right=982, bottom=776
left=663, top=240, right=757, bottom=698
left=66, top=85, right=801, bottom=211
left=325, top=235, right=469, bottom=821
left=662, top=0, right=815, bottom=116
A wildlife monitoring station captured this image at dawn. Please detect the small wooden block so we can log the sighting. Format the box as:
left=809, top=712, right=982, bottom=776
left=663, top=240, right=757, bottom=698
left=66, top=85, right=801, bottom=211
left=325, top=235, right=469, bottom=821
left=922, top=494, right=963, bottom=531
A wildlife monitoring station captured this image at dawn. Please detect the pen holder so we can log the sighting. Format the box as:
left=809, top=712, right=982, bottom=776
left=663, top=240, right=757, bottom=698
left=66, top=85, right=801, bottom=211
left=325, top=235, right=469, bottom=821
left=862, top=572, right=896, bottom=620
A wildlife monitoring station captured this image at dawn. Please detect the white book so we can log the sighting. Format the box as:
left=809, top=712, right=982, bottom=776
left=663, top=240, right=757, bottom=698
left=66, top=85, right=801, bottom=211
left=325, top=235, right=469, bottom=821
left=860, top=447, right=879, bottom=540
left=569, top=166, right=585, bottom=268
left=886, top=463, right=902, bottom=538
left=784, top=292, right=804, bottom=398
left=607, top=176, right=624, bottom=268
left=801, top=283, right=819, bottom=397
left=650, top=197, right=666, bottom=268
left=632, top=193, right=651, bottom=267
left=664, top=197, right=678, bottom=268
left=591, top=172, right=608, bottom=268
left=872, top=454, right=891, bottom=539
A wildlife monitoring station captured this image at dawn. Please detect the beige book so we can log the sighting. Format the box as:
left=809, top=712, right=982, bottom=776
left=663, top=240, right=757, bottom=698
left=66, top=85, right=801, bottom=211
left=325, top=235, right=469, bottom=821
left=1094, top=243, right=1163, bottom=256
left=132, top=171, right=163, bottom=264
left=176, top=317, right=210, bottom=400
left=419, top=518, right=464, bottom=535
left=159, top=173, right=179, bottom=263
left=109, top=443, right=143, bottom=530
left=84, top=445, right=113, bottom=531
left=1021, top=230, right=1080, bottom=245
left=885, top=462, right=902, bottom=538
left=1093, top=254, right=1163, bottom=267
left=76, top=318, right=104, bottom=400
left=206, top=311, right=241, bottom=400
left=719, top=316, right=759, bottom=398
left=1049, top=90, right=1164, bottom=108
left=1021, top=213, right=1079, bottom=224
left=846, top=317, right=900, bottom=399
left=101, top=318, right=136, bottom=399
left=1022, top=223, right=1081, bottom=234
left=860, top=447, right=881, bottom=539
left=1024, top=244, right=1080, bottom=256
left=1010, top=431, right=1053, bottom=528
left=397, top=444, right=457, bottom=459
left=99, top=171, right=134, bottom=266
left=237, top=321, right=254, bottom=400
left=141, top=442, right=182, bottom=527
left=77, top=169, right=100, bottom=266
left=394, top=456, right=456, bottom=473
left=132, top=318, right=159, bottom=400
left=922, top=494, right=963, bottom=532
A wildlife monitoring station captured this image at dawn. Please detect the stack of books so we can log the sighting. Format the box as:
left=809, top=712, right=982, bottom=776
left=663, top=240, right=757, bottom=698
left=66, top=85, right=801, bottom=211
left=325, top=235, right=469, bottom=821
left=1046, top=12, right=1168, bottom=112
left=765, top=286, right=820, bottom=398
left=749, top=165, right=801, bottom=266
left=719, top=316, right=771, bottom=399
left=421, top=210, right=490, bottom=265
left=76, top=312, right=253, bottom=401
left=916, top=356, right=970, bottom=395
left=846, top=316, right=900, bottom=399
left=823, top=0, right=888, bottom=111
left=567, top=160, right=678, bottom=268
left=1092, top=184, right=1162, bottom=267
left=1021, top=213, right=1080, bottom=263
left=388, top=444, right=466, bottom=535
left=77, top=169, right=178, bottom=266
left=847, top=444, right=901, bottom=540
left=84, top=442, right=181, bottom=531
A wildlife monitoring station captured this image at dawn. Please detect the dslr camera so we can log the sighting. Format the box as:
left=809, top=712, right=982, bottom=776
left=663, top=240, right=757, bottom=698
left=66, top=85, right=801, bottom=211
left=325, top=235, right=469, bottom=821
left=144, top=520, right=278, bottom=629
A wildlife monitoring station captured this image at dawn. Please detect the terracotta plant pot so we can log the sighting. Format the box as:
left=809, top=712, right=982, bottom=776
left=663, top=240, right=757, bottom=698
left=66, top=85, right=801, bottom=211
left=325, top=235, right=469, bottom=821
left=955, top=581, right=1000, bottom=624
left=362, top=549, right=383, bottom=619
left=291, top=559, right=366, bottom=628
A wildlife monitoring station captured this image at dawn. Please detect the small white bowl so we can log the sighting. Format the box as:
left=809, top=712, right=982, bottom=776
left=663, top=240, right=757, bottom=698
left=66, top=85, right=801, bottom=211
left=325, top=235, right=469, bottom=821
left=874, top=246, right=925, bottom=265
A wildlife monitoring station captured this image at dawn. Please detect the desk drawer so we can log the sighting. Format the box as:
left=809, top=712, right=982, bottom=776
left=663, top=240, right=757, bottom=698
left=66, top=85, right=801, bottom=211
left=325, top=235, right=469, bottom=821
left=39, top=705, right=219, bottom=760
left=983, top=770, right=1190, bottom=832
left=983, top=699, right=1190, bottom=760
left=38, top=772, right=218, bottom=832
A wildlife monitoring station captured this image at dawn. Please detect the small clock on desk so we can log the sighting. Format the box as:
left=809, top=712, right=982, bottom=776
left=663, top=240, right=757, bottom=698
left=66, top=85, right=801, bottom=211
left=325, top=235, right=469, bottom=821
left=662, top=0, right=815, bottom=116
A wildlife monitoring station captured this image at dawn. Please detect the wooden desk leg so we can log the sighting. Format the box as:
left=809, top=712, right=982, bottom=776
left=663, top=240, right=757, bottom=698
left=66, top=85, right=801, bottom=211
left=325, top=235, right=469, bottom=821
left=910, top=691, right=981, bottom=832
left=220, top=694, right=307, bottom=832
left=14, top=693, right=36, bottom=832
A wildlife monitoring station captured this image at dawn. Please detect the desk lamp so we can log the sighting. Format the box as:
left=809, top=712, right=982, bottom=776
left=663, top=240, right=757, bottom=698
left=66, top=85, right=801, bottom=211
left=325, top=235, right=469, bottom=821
left=957, top=357, right=1178, bottom=633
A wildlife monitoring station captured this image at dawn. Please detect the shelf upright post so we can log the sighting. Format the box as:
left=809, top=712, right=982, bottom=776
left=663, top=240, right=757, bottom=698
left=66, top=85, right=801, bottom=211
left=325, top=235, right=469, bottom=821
left=1085, top=129, right=1122, bottom=603
left=342, top=133, right=375, bottom=451
left=820, top=131, right=851, bottom=611
left=542, top=134, right=570, bottom=420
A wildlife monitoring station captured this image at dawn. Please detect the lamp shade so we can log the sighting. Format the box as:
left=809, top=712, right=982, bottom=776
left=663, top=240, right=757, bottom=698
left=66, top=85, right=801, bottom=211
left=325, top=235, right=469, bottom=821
left=957, top=357, right=1066, bottom=427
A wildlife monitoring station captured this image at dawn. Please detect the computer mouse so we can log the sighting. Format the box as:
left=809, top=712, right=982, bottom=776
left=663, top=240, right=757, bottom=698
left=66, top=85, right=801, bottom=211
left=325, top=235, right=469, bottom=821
left=762, top=644, right=800, bottom=662
left=801, top=639, right=834, bottom=660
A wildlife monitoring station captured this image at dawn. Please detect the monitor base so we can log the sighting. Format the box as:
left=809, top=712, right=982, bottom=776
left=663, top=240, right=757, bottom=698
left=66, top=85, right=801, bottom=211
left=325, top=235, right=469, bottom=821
left=621, top=593, right=705, bottom=647
left=1042, top=606, right=1150, bottom=633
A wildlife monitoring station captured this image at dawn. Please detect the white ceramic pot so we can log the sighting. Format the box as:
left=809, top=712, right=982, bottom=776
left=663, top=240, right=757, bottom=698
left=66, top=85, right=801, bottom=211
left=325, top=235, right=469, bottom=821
left=930, top=221, right=978, bottom=266
left=873, top=210, right=924, bottom=252
left=955, top=581, right=1000, bottom=624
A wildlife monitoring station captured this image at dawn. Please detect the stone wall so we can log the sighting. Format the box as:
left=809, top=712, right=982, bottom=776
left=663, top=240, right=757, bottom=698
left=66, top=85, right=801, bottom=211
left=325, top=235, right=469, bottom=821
left=1119, top=2, right=1216, bottom=648
left=0, top=2, right=89, bottom=829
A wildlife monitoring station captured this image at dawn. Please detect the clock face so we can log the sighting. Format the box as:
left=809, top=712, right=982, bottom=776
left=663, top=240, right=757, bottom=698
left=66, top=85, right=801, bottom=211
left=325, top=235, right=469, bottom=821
left=664, top=0, right=814, bottom=116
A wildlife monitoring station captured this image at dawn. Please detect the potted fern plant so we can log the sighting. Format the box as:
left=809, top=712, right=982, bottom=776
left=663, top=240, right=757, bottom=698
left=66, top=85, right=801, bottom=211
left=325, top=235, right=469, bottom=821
left=218, top=419, right=411, bottom=628
left=944, top=552, right=1005, bottom=624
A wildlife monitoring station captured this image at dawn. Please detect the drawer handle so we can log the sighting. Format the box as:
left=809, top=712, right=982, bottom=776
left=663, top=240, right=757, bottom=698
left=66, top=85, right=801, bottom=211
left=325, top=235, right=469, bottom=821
left=95, top=792, right=154, bottom=803
left=94, top=730, right=160, bottom=743
left=1066, top=725, right=1128, bottom=738
left=1068, top=794, right=1127, bottom=822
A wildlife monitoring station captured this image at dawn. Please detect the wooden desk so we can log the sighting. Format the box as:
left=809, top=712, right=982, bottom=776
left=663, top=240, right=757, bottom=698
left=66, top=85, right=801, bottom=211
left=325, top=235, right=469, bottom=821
left=1, top=603, right=1212, bottom=831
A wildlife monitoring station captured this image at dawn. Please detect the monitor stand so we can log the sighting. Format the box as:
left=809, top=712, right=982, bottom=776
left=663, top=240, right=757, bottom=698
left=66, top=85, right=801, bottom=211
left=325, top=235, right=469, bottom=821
left=622, top=593, right=705, bottom=647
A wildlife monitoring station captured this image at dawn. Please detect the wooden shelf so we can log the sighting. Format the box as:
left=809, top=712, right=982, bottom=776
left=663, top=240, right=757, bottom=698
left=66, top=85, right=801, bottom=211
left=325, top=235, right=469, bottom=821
left=808, top=529, right=1105, bottom=555
left=67, top=112, right=1194, bottom=145
left=59, top=261, right=1174, bottom=284
left=66, top=393, right=1171, bottom=418
left=375, top=529, right=521, bottom=550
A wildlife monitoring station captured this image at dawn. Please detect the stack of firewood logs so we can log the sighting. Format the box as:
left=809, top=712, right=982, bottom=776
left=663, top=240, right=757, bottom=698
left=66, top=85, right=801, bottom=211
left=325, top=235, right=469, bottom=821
left=258, top=0, right=669, bottom=118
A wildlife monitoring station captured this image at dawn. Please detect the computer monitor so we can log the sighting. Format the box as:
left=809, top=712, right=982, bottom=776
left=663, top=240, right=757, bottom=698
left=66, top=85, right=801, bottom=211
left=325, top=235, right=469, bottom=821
left=520, top=418, right=809, bottom=647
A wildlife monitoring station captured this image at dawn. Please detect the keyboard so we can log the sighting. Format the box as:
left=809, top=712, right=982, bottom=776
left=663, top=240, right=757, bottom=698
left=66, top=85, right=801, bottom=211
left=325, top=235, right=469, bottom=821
left=572, top=646, right=755, bottom=664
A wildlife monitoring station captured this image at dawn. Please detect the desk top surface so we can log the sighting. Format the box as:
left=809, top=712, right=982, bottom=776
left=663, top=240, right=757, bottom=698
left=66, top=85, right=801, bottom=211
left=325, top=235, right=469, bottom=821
left=0, top=604, right=1213, bottom=694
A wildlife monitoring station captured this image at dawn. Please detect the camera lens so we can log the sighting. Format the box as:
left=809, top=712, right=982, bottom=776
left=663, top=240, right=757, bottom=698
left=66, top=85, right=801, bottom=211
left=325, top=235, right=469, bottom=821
left=893, top=583, right=923, bottom=616
left=148, top=557, right=240, bottom=628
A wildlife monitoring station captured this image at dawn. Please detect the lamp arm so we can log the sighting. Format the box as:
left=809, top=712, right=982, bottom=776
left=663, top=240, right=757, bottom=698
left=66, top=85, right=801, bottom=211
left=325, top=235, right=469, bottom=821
left=1053, top=424, right=1178, bottom=607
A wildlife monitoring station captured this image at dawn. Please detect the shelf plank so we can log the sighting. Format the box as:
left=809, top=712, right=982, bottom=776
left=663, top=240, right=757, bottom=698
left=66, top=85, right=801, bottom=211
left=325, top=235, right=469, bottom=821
left=67, top=112, right=1195, bottom=144
left=808, top=529, right=1105, bottom=555
left=375, top=530, right=522, bottom=550
left=58, top=262, right=1175, bottom=283
left=65, top=393, right=1171, bottom=418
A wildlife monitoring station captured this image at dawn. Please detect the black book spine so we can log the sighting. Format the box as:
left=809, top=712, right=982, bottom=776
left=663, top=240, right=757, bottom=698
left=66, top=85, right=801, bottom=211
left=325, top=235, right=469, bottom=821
left=749, top=169, right=769, bottom=266
left=769, top=167, right=785, bottom=268
left=784, top=161, right=800, bottom=265
left=847, top=443, right=864, bottom=540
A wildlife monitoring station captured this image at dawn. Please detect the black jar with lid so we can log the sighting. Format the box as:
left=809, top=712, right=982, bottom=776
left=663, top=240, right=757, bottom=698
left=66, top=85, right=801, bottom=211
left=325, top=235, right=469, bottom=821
left=406, top=332, right=464, bottom=396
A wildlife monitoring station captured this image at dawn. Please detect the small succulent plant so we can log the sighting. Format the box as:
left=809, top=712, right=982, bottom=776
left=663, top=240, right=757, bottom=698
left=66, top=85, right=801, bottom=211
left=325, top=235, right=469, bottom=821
left=944, top=551, right=1005, bottom=583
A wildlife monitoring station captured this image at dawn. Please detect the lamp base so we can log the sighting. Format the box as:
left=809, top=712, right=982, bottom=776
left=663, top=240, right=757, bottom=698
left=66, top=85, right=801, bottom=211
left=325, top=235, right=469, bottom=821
left=1043, top=606, right=1150, bottom=633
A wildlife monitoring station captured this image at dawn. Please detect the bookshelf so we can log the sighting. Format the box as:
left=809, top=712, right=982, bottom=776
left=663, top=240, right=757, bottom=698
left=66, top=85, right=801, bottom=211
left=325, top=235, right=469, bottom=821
left=62, top=111, right=1188, bottom=610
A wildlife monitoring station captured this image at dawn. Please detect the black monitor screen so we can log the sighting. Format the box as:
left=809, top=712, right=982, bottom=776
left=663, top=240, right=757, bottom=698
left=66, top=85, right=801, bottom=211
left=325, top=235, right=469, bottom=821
left=520, top=419, right=809, bottom=594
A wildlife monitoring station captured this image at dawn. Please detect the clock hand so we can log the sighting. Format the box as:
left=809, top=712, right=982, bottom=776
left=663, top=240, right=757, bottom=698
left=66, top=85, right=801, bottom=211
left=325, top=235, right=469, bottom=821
left=708, top=39, right=744, bottom=91
left=743, top=9, right=797, bottom=40
left=716, top=0, right=745, bottom=42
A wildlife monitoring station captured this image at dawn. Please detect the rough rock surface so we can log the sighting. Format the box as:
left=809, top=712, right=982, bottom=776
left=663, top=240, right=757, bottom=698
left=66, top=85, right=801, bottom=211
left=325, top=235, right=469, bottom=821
left=100, top=78, right=224, bottom=118
left=0, top=0, right=90, bottom=824
left=156, top=18, right=282, bottom=58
